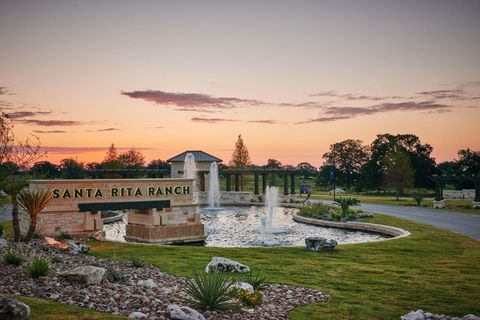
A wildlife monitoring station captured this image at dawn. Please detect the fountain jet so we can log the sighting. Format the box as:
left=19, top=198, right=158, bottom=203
left=208, top=161, right=221, bottom=209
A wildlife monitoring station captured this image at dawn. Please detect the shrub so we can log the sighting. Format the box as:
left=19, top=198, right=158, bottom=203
left=130, top=256, right=145, bottom=268
left=185, top=272, right=237, bottom=310
left=334, top=197, right=361, bottom=219
left=236, top=289, right=263, bottom=306
left=57, top=231, right=73, bottom=240
left=26, top=256, right=50, bottom=278
left=412, top=193, right=424, bottom=206
left=108, top=269, right=127, bottom=282
left=299, top=203, right=333, bottom=219
left=238, top=272, right=267, bottom=290
left=3, top=249, right=23, bottom=266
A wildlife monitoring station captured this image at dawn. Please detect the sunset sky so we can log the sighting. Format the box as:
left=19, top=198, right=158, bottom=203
left=1, top=0, right=479, bottom=167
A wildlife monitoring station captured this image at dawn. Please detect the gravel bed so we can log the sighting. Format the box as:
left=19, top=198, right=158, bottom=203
left=0, top=241, right=328, bottom=319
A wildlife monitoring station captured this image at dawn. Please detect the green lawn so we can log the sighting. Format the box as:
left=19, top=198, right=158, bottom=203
left=89, top=215, right=480, bottom=320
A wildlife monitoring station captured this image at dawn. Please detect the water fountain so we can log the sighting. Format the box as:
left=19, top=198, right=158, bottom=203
left=207, top=161, right=221, bottom=209
left=260, top=185, right=279, bottom=244
left=183, top=153, right=199, bottom=203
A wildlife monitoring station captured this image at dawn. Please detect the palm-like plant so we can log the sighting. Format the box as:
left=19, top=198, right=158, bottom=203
left=184, top=272, right=237, bottom=310
left=17, top=189, right=53, bottom=242
left=334, top=197, right=360, bottom=219
left=2, top=175, right=29, bottom=242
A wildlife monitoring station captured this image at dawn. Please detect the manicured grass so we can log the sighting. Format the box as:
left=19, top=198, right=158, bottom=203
left=4, top=295, right=125, bottom=320
left=89, top=214, right=480, bottom=320
left=1, top=219, right=13, bottom=238
left=310, top=192, right=480, bottom=214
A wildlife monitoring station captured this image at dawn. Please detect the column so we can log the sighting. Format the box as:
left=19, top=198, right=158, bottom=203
left=234, top=173, right=240, bottom=192
left=474, top=179, right=480, bottom=202
left=283, top=174, right=289, bottom=195
left=254, top=172, right=259, bottom=195
left=262, top=173, right=267, bottom=193
left=290, top=173, right=295, bottom=195
left=226, top=173, right=231, bottom=192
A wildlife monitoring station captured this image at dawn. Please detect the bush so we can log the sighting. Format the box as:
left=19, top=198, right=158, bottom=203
left=299, top=203, right=333, bottom=219
left=3, top=249, right=23, bottom=266
left=238, top=272, right=267, bottom=290
left=185, top=272, right=237, bottom=310
left=130, top=256, right=145, bottom=268
left=108, top=269, right=127, bottom=282
left=334, top=197, right=361, bottom=219
left=236, top=289, right=263, bottom=306
left=57, top=231, right=73, bottom=240
left=26, top=256, right=49, bottom=278
left=412, top=193, right=424, bottom=206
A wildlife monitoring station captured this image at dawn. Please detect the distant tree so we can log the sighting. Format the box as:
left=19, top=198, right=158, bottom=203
left=456, top=148, right=480, bottom=175
left=59, top=158, right=86, bottom=179
left=85, top=162, right=101, bottom=171
left=118, top=148, right=146, bottom=169
left=146, top=159, right=170, bottom=177
left=229, top=135, right=252, bottom=190
left=264, top=159, right=282, bottom=169
left=104, top=143, right=118, bottom=162
left=364, top=134, right=436, bottom=189
left=322, top=139, right=369, bottom=189
left=315, top=165, right=338, bottom=188
left=30, top=161, right=59, bottom=179
left=437, top=161, right=460, bottom=175
left=384, top=150, right=415, bottom=200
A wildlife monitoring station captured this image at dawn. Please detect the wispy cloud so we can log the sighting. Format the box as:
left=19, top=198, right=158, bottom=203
left=309, top=90, right=401, bottom=101
left=121, top=90, right=265, bottom=111
left=17, top=119, right=83, bottom=126
left=0, top=87, right=7, bottom=95
left=7, top=111, right=52, bottom=119
left=33, top=130, right=67, bottom=134
left=191, top=117, right=239, bottom=123
left=41, top=146, right=153, bottom=154
left=247, top=120, right=277, bottom=124
left=297, top=101, right=450, bottom=124
left=416, top=89, right=465, bottom=100
left=95, top=127, right=120, bottom=132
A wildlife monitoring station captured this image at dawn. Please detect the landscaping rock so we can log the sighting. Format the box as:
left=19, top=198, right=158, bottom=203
left=137, top=279, right=157, bottom=289
left=62, top=266, right=105, bottom=285
left=129, top=311, right=147, bottom=319
left=0, top=296, right=31, bottom=320
left=236, top=282, right=254, bottom=294
left=305, top=237, right=337, bottom=252
left=167, top=304, right=206, bottom=320
left=0, top=238, right=7, bottom=248
left=66, top=240, right=89, bottom=254
left=205, top=256, right=250, bottom=273
left=401, top=310, right=480, bottom=320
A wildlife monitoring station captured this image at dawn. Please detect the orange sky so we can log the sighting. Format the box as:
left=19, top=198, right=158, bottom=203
left=1, top=1, right=479, bottom=167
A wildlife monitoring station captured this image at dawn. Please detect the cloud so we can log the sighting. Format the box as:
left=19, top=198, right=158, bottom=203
left=297, top=101, right=450, bottom=124
left=0, top=87, right=7, bottom=95
left=17, top=119, right=83, bottom=126
left=41, top=146, right=153, bottom=154
left=191, top=117, right=239, bottom=123
left=146, top=126, right=163, bottom=129
left=95, top=127, right=120, bottom=132
left=121, top=90, right=264, bottom=111
left=33, top=130, right=67, bottom=134
left=309, top=90, right=401, bottom=101
left=416, top=89, right=465, bottom=100
left=247, top=120, right=277, bottom=124
left=7, top=111, right=52, bottom=119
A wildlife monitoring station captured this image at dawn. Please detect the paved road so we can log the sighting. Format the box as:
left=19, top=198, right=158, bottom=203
left=316, top=200, right=480, bottom=240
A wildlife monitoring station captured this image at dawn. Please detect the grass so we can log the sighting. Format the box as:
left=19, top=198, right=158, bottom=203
left=310, top=192, right=480, bottom=214
left=88, top=214, right=480, bottom=320
left=4, top=295, right=125, bottom=320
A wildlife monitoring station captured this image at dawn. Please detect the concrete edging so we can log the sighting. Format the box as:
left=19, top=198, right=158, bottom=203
left=292, top=213, right=411, bottom=242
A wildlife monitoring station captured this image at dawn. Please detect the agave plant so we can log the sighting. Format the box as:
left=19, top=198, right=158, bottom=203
left=17, top=189, right=53, bottom=242
left=333, top=197, right=360, bottom=219
left=184, top=272, right=237, bottom=311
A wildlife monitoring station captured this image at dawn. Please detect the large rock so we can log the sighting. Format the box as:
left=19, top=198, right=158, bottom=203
left=66, top=240, right=89, bottom=255
left=62, top=266, right=106, bottom=285
left=401, top=310, right=425, bottom=320
left=235, top=282, right=254, bottom=294
left=0, top=297, right=31, bottom=320
left=205, top=257, right=250, bottom=273
left=167, top=304, right=206, bottom=320
left=0, top=238, right=8, bottom=248
left=129, top=311, right=147, bottom=319
left=137, top=279, right=157, bottom=289
left=305, top=237, right=337, bottom=252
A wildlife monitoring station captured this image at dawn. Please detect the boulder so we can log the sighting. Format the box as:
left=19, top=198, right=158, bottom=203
left=463, top=315, right=480, bottom=320
left=235, top=282, right=254, bottom=294
left=62, top=266, right=106, bottom=285
left=129, top=311, right=147, bottom=319
left=66, top=240, right=89, bottom=254
left=205, top=257, right=250, bottom=273
left=0, top=238, right=8, bottom=248
left=0, top=297, right=31, bottom=320
left=305, top=237, right=337, bottom=252
left=401, top=310, right=425, bottom=320
left=167, top=304, right=206, bottom=320
left=137, top=279, right=158, bottom=289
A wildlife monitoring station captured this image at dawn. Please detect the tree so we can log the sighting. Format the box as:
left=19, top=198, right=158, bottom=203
left=384, top=150, right=415, bottom=200
left=118, top=148, right=146, bottom=169
left=17, top=189, right=53, bottom=242
left=364, top=134, right=436, bottom=189
left=264, top=159, right=282, bottom=169
left=59, top=158, right=86, bottom=179
left=229, top=135, right=252, bottom=191
left=30, top=161, right=60, bottom=179
left=456, top=148, right=480, bottom=175
left=104, top=143, right=118, bottom=162
left=322, top=139, right=369, bottom=189
left=2, top=175, right=29, bottom=241
left=296, top=162, right=317, bottom=179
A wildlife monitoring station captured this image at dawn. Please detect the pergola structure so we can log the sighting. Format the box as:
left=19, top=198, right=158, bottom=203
left=222, top=168, right=298, bottom=195
left=431, top=174, right=480, bottom=208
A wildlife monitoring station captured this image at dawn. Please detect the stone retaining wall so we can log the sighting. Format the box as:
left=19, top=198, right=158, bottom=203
left=292, top=214, right=411, bottom=241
